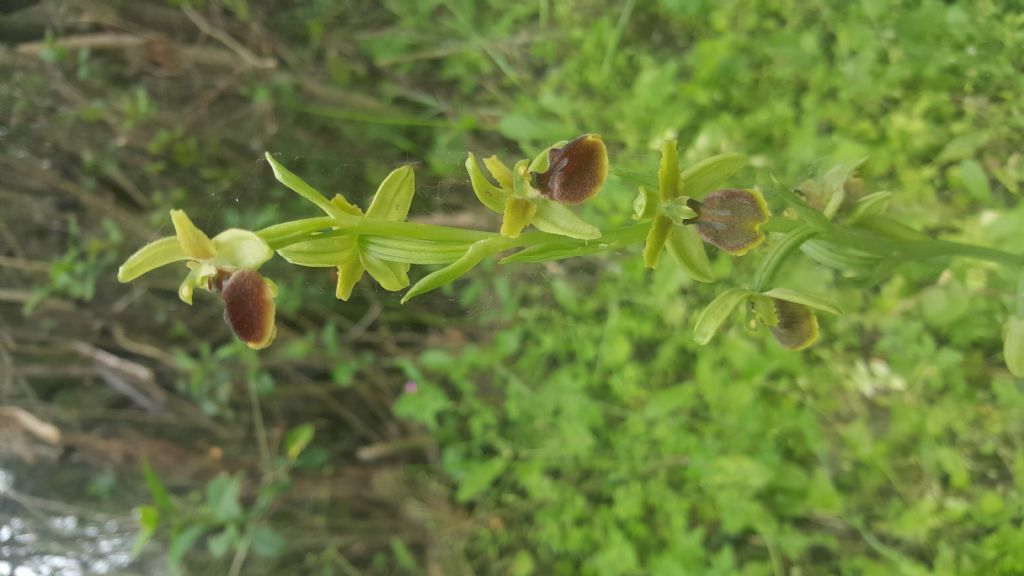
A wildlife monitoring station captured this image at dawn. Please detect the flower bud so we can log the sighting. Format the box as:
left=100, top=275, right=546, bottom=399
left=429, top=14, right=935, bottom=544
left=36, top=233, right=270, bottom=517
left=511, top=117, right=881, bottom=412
left=221, top=269, right=277, bottom=350
left=530, top=134, right=608, bottom=204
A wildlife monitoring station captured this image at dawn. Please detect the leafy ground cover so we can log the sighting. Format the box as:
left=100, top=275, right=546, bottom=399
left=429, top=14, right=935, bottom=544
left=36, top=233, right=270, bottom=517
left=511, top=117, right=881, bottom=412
left=1, top=1, right=1022, bottom=575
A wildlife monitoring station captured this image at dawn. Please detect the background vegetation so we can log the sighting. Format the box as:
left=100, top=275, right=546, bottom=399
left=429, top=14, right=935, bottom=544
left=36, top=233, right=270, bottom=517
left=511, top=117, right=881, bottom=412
left=2, top=1, right=1023, bottom=574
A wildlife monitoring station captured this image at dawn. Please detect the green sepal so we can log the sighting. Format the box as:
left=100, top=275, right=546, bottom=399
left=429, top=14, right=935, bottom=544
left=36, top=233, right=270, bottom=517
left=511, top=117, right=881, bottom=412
left=501, top=239, right=621, bottom=264
left=360, top=236, right=469, bottom=265
left=335, top=252, right=365, bottom=301
left=643, top=215, right=672, bottom=269
left=118, top=236, right=188, bottom=282
left=530, top=198, right=601, bottom=240
left=265, top=152, right=357, bottom=223
left=365, top=165, right=415, bottom=222
left=1004, top=316, right=1024, bottom=377
left=760, top=287, right=842, bottom=315
left=693, top=288, right=752, bottom=345
left=170, top=209, right=216, bottom=260
left=466, top=152, right=508, bottom=213
left=666, top=225, right=713, bottom=282
left=500, top=197, right=538, bottom=238
left=679, top=153, right=747, bottom=199
left=402, top=239, right=500, bottom=303
left=658, top=139, right=680, bottom=201
left=278, top=235, right=357, bottom=267
left=212, top=229, right=273, bottom=272
left=360, top=252, right=410, bottom=291
left=800, top=239, right=880, bottom=272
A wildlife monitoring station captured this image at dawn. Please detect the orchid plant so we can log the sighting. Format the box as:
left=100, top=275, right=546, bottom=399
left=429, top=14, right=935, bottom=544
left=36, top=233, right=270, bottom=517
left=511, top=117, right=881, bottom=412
left=118, top=135, right=1024, bottom=375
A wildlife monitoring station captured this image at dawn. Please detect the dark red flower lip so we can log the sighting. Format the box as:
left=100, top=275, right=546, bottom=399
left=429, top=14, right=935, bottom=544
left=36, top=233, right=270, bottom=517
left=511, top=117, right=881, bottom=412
left=530, top=134, right=609, bottom=205
left=221, top=269, right=277, bottom=349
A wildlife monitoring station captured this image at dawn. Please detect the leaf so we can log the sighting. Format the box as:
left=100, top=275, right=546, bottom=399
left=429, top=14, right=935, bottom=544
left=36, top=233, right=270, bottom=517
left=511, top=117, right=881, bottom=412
left=142, top=459, right=172, bottom=512
left=360, top=236, right=469, bottom=265
left=168, top=524, right=207, bottom=576
left=131, top=506, right=159, bottom=558
left=206, top=473, right=243, bottom=522
left=278, top=235, right=357, bottom=267
left=365, top=165, right=415, bottom=221
left=500, top=240, right=620, bottom=264
left=679, top=153, right=747, bottom=199
left=285, top=422, right=315, bottom=462
left=249, top=525, right=287, bottom=558
left=465, top=152, right=508, bottom=213
left=954, top=159, right=992, bottom=200
left=760, top=287, right=843, bottom=315
left=666, top=225, right=714, bottom=282
left=360, top=252, right=410, bottom=291
left=402, top=239, right=500, bottom=303
left=770, top=186, right=831, bottom=231
left=456, top=458, right=507, bottom=502
left=531, top=198, right=601, bottom=240
left=693, top=288, right=752, bottom=345
left=658, top=139, right=680, bottom=201
left=207, top=526, right=238, bottom=559
left=751, top=225, right=818, bottom=292
left=846, top=191, right=892, bottom=224
left=118, top=236, right=187, bottom=282
left=1003, top=316, right=1024, bottom=377
left=265, top=152, right=355, bottom=222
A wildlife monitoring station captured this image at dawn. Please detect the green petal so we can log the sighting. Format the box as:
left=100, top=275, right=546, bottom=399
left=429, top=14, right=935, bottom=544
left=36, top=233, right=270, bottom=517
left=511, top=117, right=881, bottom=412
left=212, top=229, right=274, bottom=271
left=642, top=215, right=672, bottom=269
left=466, top=152, right=508, bottom=213
left=531, top=198, right=601, bottom=240
left=689, top=189, right=770, bottom=256
left=118, top=236, right=188, bottom=282
left=500, top=197, right=537, bottom=238
left=360, top=252, right=410, bottom=291
left=178, top=264, right=210, bottom=305
left=170, top=209, right=216, bottom=260
left=365, top=165, right=415, bottom=222
left=483, top=155, right=514, bottom=190
left=666, top=225, right=713, bottom=282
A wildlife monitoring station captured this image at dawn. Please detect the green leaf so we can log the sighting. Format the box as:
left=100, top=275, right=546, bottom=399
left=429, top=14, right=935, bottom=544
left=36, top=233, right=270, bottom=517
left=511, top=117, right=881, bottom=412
left=278, top=235, right=357, bottom=267
left=532, top=198, right=601, bottom=240
left=953, top=159, right=992, bottom=200
left=206, top=473, right=243, bottom=522
left=207, top=526, right=238, bottom=559
left=666, top=225, right=713, bottom=282
left=365, top=165, right=415, bottom=221
left=402, top=239, right=500, bottom=303
left=360, top=236, right=469, bottom=265
left=285, top=422, right=315, bottom=462
left=658, top=139, right=680, bottom=201
left=1004, top=316, right=1024, bottom=377
left=456, top=458, right=507, bottom=502
left=142, top=459, right=172, bottom=512
left=265, top=152, right=355, bottom=222
left=760, top=287, right=842, bottom=315
left=770, top=186, right=832, bottom=231
left=360, top=252, right=410, bottom=291
left=693, top=288, right=752, bottom=345
left=679, top=153, right=747, bottom=199
left=751, top=225, right=818, bottom=292
left=249, top=525, right=287, bottom=558
left=168, top=524, right=207, bottom=576
left=118, top=236, right=187, bottom=282
left=466, top=152, right=508, bottom=213
left=846, top=191, right=892, bottom=224
left=131, top=506, right=159, bottom=558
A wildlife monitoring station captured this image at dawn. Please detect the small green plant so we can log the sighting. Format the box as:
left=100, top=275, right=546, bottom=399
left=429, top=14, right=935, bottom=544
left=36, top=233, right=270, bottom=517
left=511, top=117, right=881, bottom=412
left=117, top=134, right=1024, bottom=373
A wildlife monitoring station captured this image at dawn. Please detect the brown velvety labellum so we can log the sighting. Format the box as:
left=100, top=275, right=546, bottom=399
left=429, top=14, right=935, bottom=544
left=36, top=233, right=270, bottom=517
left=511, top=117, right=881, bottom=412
left=221, top=269, right=276, bottom=349
left=687, top=189, right=768, bottom=255
left=769, top=299, right=819, bottom=350
left=531, top=134, right=608, bottom=204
